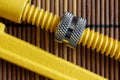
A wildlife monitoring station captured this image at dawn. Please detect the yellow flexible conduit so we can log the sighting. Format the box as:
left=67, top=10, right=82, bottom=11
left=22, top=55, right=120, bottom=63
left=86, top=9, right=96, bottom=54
left=22, top=3, right=120, bottom=60
left=22, top=3, right=60, bottom=32
left=78, top=28, right=120, bottom=60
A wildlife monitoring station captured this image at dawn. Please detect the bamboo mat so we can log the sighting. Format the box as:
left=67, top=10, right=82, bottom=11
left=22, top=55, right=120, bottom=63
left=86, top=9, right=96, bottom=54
left=0, top=0, right=119, bottom=80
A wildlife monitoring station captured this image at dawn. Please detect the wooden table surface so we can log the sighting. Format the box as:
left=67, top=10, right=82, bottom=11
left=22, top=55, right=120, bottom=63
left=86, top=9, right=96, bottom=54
left=0, top=0, right=119, bottom=80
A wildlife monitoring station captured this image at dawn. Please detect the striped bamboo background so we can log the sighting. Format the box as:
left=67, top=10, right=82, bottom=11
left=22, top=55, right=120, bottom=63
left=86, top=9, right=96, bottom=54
left=0, top=0, right=120, bottom=80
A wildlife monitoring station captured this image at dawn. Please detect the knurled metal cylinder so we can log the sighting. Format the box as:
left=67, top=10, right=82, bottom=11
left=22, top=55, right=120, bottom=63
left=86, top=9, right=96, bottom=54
left=55, top=12, right=86, bottom=47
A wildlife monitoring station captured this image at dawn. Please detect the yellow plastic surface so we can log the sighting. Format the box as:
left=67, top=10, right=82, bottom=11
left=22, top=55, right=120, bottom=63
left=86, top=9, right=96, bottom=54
left=0, top=23, right=107, bottom=80
left=0, top=0, right=28, bottom=23
left=78, top=28, right=120, bottom=60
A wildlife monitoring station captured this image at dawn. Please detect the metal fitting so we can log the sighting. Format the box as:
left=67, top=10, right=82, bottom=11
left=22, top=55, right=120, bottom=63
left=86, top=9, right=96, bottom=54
left=55, top=12, right=86, bottom=47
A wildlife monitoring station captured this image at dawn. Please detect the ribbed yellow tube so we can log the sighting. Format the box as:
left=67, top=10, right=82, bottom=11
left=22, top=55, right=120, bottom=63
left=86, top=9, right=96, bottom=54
left=22, top=3, right=60, bottom=32
left=22, top=3, right=120, bottom=60
left=79, top=28, right=120, bottom=60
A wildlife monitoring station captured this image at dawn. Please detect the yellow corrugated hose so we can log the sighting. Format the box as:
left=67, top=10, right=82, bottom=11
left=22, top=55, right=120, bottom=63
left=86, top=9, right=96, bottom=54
left=21, top=2, right=120, bottom=60
left=22, top=4, right=120, bottom=60
left=78, top=28, right=120, bottom=60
